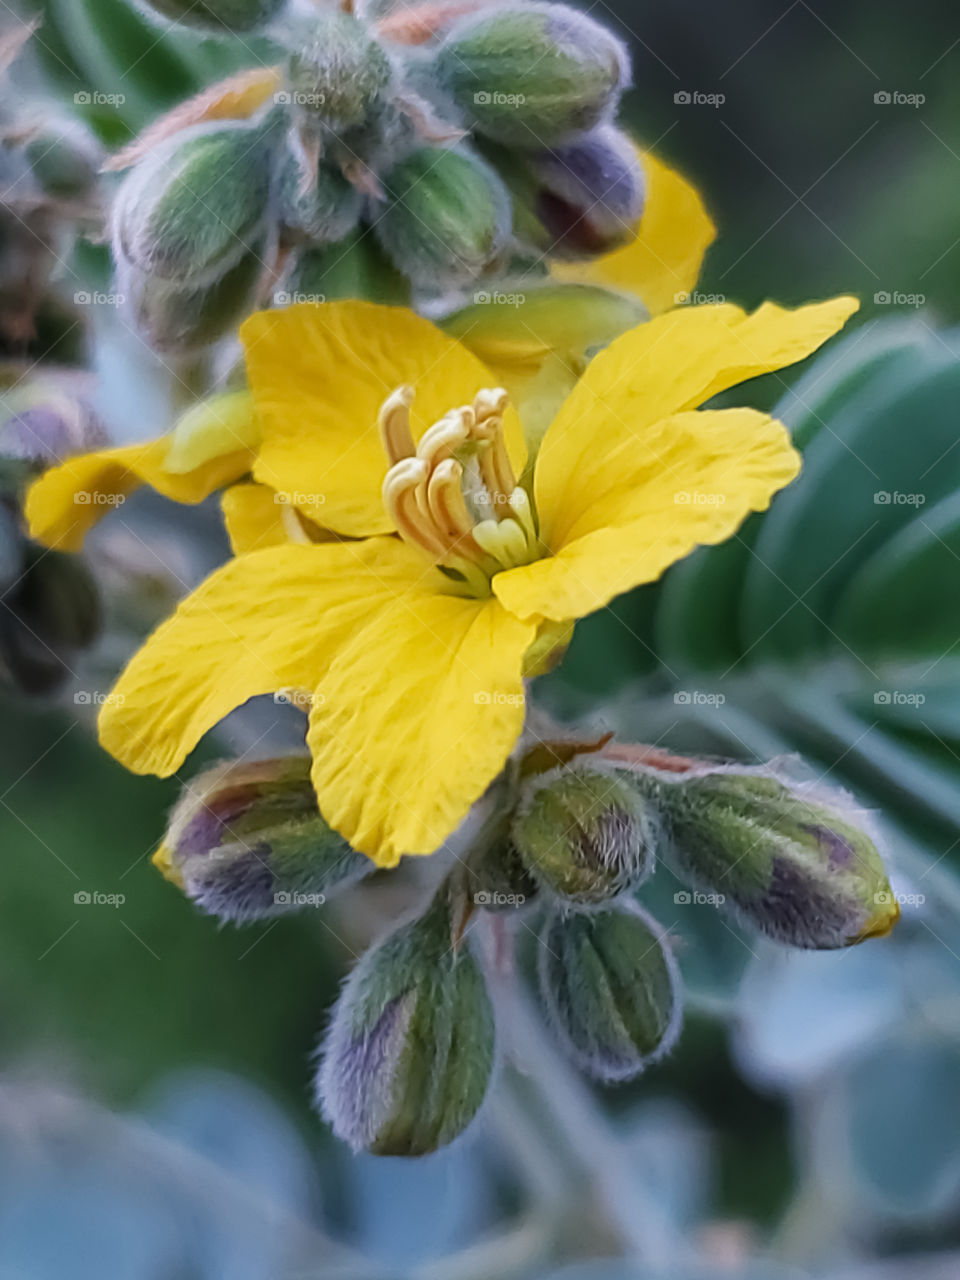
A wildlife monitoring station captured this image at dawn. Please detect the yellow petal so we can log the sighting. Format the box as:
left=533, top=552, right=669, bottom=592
left=221, top=482, right=332, bottom=553
left=242, top=301, right=526, bottom=538
left=98, top=537, right=432, bottom=778
left=164, top=390, right=260, bottom=474
left=494, top=407, right=800, bottom=622
left=533, top=297, right=858, bottom=552
left=554, top=149, right=716, bottom=315
left=307, top=592, right=537, bottom=866
left=24, top=437, right=252, bottom=551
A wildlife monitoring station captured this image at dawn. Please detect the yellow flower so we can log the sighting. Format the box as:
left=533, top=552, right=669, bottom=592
left=25, top=151, right=712, bottom=552
left=91, top=296, right=855, bottom=867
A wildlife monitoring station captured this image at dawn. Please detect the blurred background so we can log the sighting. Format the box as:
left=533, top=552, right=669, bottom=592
left=2, top=1, right=960, bottom=1277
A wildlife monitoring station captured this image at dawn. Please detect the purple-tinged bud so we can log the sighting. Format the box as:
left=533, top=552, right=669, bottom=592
left=516, top=126, right=645, bottom=258
left=652, top=767, right=900, bottom=949
left=539, top=903, right=681, bottom=1081
left=155, top=756, right=371, bottom=923
left=316, top=890, right=495, bottom=1155
left=0, top=385, right=106, bottom=470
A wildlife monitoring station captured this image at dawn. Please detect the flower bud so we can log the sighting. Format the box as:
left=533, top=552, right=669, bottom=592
left=0, top=385, right=105, bottom=471
left=112, top=121, right=274, bottom=288
left=436, top=4, right=629, bottom=147
left=511, top=763, right=657, bottom=905
left=120, top=249, right=264, bottom=354
left=154, top=756, right=371, bottom=923
left=276, top=152, right=362, bottom=244
left=0, top=544, right=101, bottom=695
left=135, top=0, right=285, bottom=32
left=286, top=13, right=393, bottom=132
left=24, top=123, right=101, bottom=201
left=375, top=145, right=511, bottom=289
left=656, top=769, right=899, bottom=949
left=289, top=228, right=411, bottom=306
left=539, top=904, right=681, bottom=1081
left=316, top=892, right=495, bottom=1155
left=510, top=126, right=645, bottom=258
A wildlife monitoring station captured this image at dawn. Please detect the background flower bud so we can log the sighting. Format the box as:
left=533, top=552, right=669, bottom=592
left=436, top=3, right=629, bottom=147
left=156, top=756, right=371, bottom=923
left=511, top=763, right=657, bottom=905
left=656, top=769, right=899, bottom=949
left=0, top=385, right=105, bottom=471
left=120, top=249, right=264, bottom=354
left=0, top=545, right=100, bottom=696
left=509, top=125, right=646, bottom=258
left=112, top=121, right=274, bottom=288
left=375, top=145, right=511, bottom=289
left=539, top=903, right=681, bottom=1081
left=135, top=0, right=285, bottom=32
left=316, top=893, right=495, bottom=1155
left=286, top=13, right=393, bottom=132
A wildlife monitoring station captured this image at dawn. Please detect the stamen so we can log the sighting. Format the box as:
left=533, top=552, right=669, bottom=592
left=280, top=503, right=313, bottom=546
left=427, top=458, right=478, bottom=547
left=416, top=409, right=473, bottom=468
left=383, top=457, right=449, bottom=558
left=377, top=384, right=540, bottom=593
left=379, top=385, right=417, bottom=465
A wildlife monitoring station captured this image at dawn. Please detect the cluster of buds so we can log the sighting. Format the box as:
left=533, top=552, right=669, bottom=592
left=112, top=0, right=644, bottom=351
left=0, top=379, right=104, bottom=693
left=0, top=22, right=102, bottom=347
left=157, top=741, right=899, bottom=1157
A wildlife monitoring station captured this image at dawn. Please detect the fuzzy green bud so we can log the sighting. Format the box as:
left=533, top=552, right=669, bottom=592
left=655, top=769, right=899, bottom=949
left=509, top=125, right=645, bottom=258
left=24, top=125, right=100, bottom=201
left=316, top=892, right=495, bottom=1155
left=376, top=145, right=511, bottom=290
left=512, top=763, right=657, bottom=905
left=436, top=3, right=629, bottom=147
left=112, top=121, right=273, bottom=288
left=285, top=13, right=393, bottom=132
left=539, top=904, right=681, bottom=1081
left=155, top=756, right=371, bottom=923
left=276, top=151, right=362, bottom=244
left=120, top=248, right=263, bottom=354
left=135, top=0, right=285, bottom=32
left=289, top=228, right=411, bottom=307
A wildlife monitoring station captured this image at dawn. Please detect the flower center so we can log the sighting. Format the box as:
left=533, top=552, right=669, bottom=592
left=379, top=385, right=540, bottom=595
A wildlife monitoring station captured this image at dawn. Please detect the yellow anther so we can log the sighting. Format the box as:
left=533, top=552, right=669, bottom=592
left=378, top=384, right=539, bottom=591
left=416, top=409, right=472, bottom=467
left=383, top=457, right=449, bottom=558
left=427, top=458, right=476, bottom=544
left=379, top=385, right=416, bottom=465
